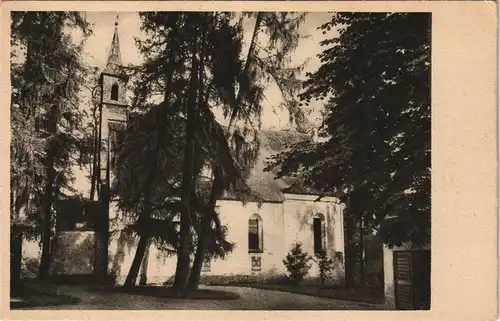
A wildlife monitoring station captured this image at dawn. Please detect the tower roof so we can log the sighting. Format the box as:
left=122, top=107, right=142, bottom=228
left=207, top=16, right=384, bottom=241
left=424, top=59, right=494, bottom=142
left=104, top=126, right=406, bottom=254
left=103, top=21, right=123, bottom=75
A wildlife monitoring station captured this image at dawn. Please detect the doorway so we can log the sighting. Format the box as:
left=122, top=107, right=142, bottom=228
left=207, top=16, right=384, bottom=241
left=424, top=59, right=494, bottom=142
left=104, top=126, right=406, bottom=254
left=393, top=250, right=431, bottom=310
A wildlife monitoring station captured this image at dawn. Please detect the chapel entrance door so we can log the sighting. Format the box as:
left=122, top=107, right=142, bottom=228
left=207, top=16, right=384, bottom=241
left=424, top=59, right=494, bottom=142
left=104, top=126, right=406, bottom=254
left=393, top=250, right=431, bottom=310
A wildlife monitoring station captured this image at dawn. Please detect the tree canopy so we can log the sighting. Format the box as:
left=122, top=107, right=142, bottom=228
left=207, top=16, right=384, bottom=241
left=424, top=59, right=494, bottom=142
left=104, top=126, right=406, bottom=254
left=111, top=12, right=308, bottom=289
left=269, top=13, right=431, bottom=248
left=10, top=12, right=94, bottom=277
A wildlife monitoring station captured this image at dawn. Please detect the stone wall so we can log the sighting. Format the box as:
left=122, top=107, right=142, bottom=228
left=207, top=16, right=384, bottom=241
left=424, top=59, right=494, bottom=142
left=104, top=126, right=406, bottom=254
left=50, top=231, right=97, bottom=275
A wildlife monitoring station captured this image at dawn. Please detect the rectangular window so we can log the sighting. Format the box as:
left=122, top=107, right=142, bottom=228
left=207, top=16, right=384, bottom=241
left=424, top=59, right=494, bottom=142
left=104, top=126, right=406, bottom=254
left=248, top=219, right=260, bottom=251
left=314, top=217, right=323, bottom=253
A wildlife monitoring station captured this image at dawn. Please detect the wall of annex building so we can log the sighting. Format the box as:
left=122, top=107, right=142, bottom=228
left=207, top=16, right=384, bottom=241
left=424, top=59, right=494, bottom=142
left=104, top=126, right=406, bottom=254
left=207, top=199, right=286, bottom=277
left=107, top=199, right=287, bottom=284
left=282, top=194, right=346, bottom=285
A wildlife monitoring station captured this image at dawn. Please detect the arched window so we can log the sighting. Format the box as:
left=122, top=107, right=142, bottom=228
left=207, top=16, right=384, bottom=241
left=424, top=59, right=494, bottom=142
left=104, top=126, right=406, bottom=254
left=248, top=214, right=263, bottom=253
left=313, top=213, right=326, bottom=254
left=111, top=83, right=119, bottom=101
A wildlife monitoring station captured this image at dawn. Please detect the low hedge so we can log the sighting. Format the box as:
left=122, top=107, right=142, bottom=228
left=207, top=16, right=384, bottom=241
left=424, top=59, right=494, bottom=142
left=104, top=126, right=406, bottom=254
left=201, top=274, right=291, bottom=286
left=161, top=274, right=291, bottom=286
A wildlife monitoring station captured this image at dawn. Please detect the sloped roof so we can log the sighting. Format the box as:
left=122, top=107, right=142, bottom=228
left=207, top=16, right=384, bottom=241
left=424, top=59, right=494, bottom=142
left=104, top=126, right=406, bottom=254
left=223, top=129, right=312, bottom=202
left=124, top=113, right=323, bottom=202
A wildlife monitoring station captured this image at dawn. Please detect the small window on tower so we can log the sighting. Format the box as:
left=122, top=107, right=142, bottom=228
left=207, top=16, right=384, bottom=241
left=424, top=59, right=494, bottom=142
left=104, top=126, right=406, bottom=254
left=111, top=83, right=119, bottom=101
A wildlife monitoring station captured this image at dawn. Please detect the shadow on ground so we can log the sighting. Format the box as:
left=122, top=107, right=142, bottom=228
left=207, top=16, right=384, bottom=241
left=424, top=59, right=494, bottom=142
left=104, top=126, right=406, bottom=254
left=223, top=283, right=385, bottom=305
left=12, top=280, right=386, bottom=310
left=11, top=285, right=81, bottom=309
left=85, top=285, right=241, bottom=300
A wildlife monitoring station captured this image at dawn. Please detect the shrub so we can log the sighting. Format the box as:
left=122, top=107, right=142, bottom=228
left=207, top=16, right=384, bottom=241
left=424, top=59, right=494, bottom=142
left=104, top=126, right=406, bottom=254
left=315, top=251, right=334, bottom=285
left=282, top=242, right=312, bottom=285
left=335, top=251, right=344, bottom=264
left=21, top=257, right=39, bottom=279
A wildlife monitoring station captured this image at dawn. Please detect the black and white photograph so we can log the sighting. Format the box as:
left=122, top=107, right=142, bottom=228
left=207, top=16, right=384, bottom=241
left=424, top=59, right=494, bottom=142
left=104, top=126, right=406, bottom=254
left=9, top=8, right=434, bottom=312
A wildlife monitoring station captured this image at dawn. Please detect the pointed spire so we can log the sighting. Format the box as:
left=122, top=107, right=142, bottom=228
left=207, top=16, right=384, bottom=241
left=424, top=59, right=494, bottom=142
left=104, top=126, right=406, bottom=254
left=103, top=16, right=123, bottom=74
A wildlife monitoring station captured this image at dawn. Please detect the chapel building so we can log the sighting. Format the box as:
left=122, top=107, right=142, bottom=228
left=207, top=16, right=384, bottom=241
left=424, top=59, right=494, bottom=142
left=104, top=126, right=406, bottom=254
left=40, top=21, right=347, bottom=286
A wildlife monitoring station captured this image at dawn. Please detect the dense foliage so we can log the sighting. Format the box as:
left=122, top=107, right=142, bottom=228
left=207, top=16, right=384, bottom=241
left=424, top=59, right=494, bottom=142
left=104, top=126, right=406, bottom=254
left=269, top=13, right=431, bottom=248
left=10, top=12, right=93, bottom=278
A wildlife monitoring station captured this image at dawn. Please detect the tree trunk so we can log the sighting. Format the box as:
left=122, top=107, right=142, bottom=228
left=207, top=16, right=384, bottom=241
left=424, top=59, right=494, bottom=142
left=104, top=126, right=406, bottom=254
left=364, top=240, right=369, bottom=284
left=122, top=18, right=178, bottom=289
left=187, top=13, right=267, bottom=289
left=187, top=169, right=223, bottom=290
left=99, top=185, right=111, bottom=278
left=139, top=239, right=151, bottom=286
left=228, top=12, right=263, bottom=128
left=186, top=22, right=211, bottom=290
left=10, top=229, right=23, bottom=297
left=38, top=167, right=56, bottom=278
left=89, top=115, right=99, bottom=200
left=187, top=216, right=210, bottom=290
left=123, top=185, right=155, bottom=287
left=173, top=46, right=199, bottom=291
left=358, top=214, right=365, bottom=286
left=187, top=13, right=266, bottom=290
left=38, top=110, right=58, bottom=279
left=10, top=179, right=23, bottom=296
left=343, top=208, right=355, bottom=288
left=124, top=234, right=149, bottom=287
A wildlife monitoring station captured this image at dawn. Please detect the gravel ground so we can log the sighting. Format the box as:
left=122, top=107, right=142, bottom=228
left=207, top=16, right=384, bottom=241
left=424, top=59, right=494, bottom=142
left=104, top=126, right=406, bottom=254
left=17, top=283, right=384, bottom=310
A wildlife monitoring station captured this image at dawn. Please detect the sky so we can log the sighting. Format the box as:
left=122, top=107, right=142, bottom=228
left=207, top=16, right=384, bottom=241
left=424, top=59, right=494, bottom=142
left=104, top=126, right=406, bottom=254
left=80, top=12, right=335, bottom=131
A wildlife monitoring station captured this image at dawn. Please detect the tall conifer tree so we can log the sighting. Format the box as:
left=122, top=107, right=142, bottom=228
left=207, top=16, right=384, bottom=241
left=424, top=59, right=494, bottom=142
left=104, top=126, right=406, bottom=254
left=10, top=12, right=93, bottom=279
left=270, top=13, right=431, bottom=251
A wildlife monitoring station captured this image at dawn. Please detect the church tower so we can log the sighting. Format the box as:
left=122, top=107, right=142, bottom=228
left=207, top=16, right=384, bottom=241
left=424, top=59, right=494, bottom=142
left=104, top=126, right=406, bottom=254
left=99, top=19, right=128, bottom=190
left=96, top=19, right=129, bottom=276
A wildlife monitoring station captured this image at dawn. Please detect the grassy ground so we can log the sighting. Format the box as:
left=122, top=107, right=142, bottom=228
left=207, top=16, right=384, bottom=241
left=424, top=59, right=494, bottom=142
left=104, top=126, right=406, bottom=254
left=10, top=284, right=81, bottom=309
left=12, top=280, right=240, bottom=309
left=196, top=274, right=384, bottom=305
left=12, top=279, right=385, bottom=310
left=219, top=283, right=384, bottom=305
